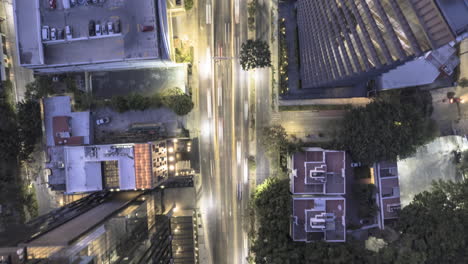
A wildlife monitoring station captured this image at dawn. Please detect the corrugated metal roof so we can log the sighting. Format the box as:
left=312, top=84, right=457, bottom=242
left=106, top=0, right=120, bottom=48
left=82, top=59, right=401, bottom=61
left=409, top=0, right=455, bottom=48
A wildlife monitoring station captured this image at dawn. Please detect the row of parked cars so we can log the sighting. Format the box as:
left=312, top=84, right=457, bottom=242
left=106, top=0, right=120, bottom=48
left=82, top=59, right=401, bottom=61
left=88, top=20, right=121, bottom=36
left=42, top=25, right=72, bottom=41
left=49, top=0, right=106, bottom=9
left=70, top=0, right=105, bottom=6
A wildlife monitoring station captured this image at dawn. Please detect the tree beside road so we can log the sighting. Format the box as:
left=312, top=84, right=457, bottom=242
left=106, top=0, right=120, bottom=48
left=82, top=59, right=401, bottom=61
left=240, top=40, right=272, bottom=71
left=339, top=89, right=438, bottom=164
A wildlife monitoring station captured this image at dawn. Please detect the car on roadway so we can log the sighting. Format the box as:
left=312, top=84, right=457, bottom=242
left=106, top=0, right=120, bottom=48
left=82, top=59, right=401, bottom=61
left=237, top=183, right=242, bottom=201
left=89, top=20, right=96, bottom=36
left=65, top=25, right=72, bottom=39
left=96, top=117, right=110, bottom=126
left=95, top=22, right=101, bottom=36
left=107, top=22, right=114, bottom=34
left=41, top=26, right=50, bottom=41
left=50, top=28, right=57, bottom=40
left=49, top=0, right=56, bottom=9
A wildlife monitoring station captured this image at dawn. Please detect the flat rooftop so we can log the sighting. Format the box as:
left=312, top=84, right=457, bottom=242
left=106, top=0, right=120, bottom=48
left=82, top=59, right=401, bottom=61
left=64, top=144, right=141, bottom=193
left=43, top=96, right=91, bottom=147
left=291, top=149, right=346, bottom=195
left=16, top=0, right=162, bottom=66
left=292, top=197, right=346, bottom=242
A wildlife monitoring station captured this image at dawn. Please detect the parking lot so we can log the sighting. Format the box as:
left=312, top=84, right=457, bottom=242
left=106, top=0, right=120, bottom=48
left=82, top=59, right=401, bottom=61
left=39, top=0, right=160, bottom=65
left=92, top=107, right=185, bottom=143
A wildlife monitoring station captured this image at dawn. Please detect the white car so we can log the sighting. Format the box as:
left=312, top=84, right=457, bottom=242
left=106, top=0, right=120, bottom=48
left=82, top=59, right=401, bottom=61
left=95, top=23, right=101, bottom=36
left=51, top=28, right=57, bottom=40
left=65, top=25, right=72, bottom=39
left=41, top=26, right=50, bottom=41
left=96, top=117, right=110, bottom=125
left=107, top=22, right=113, bottom=34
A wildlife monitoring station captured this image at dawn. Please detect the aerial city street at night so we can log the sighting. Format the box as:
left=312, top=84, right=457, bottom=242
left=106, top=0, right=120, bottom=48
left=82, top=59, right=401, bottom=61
left=0, top=0, right=468, bottom=263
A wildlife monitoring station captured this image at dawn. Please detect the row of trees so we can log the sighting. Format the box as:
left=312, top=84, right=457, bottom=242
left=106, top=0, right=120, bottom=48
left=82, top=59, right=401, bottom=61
left=249, top=177, right=468, bottom=263
left=0, top=81, right=43, bottom=161
left=109, top=87, right=194, bottom=116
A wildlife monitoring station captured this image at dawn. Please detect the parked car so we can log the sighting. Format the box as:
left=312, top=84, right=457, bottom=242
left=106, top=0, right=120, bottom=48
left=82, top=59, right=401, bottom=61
left=50, top=28, right=57, bottom=40
left=96, top=117, right=110, bottom=125
left=65, top=25, right=72, bottom=39
left=102, top=23, right=108, bottom=35
left=92, top=0, right=97, bottom=3
left=107, top=22, right=113, bottom=34
left=58, top=29, right=64, bottom=39
left=41, top=26, right=50, bottom=41
left=114, top=20, right=121, bottom=33
left=70, top=0, right=76, bottom=6
left=95, top=22, right=101, bottom=36
left=88, top=20, right=96, bottom=36
left=49, top=0, right=56, bottom=9
left=351, top=162, right=362, bottom=168
left=141, top=25, right=154, bottom=32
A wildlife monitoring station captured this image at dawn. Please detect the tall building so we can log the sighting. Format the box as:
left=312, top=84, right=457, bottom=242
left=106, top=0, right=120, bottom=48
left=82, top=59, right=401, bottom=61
left=13, top=0, right=172, bottom=73
left=0, top=179, right=197, bottom=264
left=296, top=0, right=465, bottom=89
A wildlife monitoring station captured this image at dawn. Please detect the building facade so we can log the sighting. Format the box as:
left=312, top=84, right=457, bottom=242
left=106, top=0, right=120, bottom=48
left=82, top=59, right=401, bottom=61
left=296, top=0, right=459, bottom=89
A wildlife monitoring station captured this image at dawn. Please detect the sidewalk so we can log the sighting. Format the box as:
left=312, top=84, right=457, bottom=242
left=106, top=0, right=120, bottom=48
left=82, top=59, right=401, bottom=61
left=0, top=0, right=34, bottom=102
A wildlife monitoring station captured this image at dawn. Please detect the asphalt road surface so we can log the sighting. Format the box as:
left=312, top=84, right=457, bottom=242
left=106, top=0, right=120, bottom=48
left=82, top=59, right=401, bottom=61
left=197, top=0, right=249, bottom=262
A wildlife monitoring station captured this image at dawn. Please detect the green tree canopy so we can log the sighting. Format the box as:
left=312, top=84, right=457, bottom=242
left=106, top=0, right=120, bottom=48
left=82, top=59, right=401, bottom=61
left=240, top=39, right=272, bottom=71
left=340, top=89, right=437, bottom=164
left=379, top=180, right=468, bottom=264
left=17, top=100, right=42, bottom=160
left=161, top=87, right=194, bottom=116
left=260, top=125, right=289, bottom=155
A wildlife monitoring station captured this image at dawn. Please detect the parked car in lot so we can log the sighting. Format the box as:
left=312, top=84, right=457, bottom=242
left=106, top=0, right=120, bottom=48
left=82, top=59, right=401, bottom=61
left=114, top=20, right=121, bottom=33
left=65, top=25, right=72, bottom=39
left=58, top=29, right=64, bottom=39
left=107, top=22, right=113, bottom=34
left=102, top=23, right=108, bottom=35
left=89, top=20, right=96, bottom=36
left=41, top=26, right=50, bottom=41
left=49, top=0, right=56, bottom=9
left=50, top=28, right=57, bottom=40
left=96, top=117, right=110, bottom=126
left=95, top=22, right=101, bottom=36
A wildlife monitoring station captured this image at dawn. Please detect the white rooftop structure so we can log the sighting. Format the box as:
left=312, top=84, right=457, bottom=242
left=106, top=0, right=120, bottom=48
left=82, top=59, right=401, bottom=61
left=380, top=43, right=460, bottom=90
left=43, top=96, right=91, bottom=147
left=64, top=144, right=136, bottom=193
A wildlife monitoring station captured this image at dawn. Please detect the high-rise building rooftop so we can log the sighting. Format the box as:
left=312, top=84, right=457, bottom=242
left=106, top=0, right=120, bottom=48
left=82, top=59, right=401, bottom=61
left=296, top=0, right=465, bottom=89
